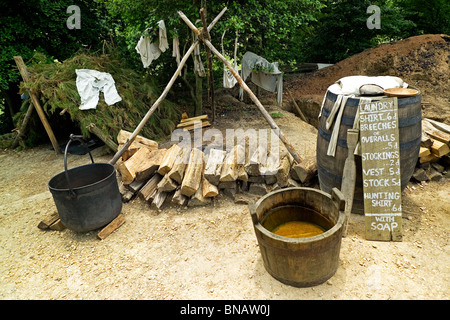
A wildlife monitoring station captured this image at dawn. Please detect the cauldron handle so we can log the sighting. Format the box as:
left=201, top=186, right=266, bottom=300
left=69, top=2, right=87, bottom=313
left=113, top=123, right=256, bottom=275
left=64, top=134, right=95, bottom=198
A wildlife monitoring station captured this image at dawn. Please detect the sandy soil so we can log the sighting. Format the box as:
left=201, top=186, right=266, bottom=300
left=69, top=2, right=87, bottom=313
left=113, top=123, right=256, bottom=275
left=0, top=120, right=448, bottom=300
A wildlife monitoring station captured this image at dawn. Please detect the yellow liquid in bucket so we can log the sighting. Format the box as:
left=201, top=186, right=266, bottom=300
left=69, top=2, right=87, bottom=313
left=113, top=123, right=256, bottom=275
left=272, top=221, right=325, bottom=238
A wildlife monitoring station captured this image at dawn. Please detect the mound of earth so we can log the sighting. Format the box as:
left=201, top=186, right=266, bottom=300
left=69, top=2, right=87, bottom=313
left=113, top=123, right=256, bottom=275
left=285, top=34, right=450, bottom=127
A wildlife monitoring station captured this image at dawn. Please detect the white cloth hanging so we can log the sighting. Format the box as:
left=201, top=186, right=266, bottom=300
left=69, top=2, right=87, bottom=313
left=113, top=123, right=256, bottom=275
left=75, top=69, right=122, bottom=110
left=172, top=34, right=181, bottom=67
left=135, top=20, right=169, bottom=68
left=221, top=30, right=238, bottom=89
left=239, top=51, right=283, bottom=106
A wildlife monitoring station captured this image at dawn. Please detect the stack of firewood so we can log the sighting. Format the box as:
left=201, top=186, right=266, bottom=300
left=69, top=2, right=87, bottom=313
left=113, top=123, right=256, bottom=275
left=412, top=118, right=450, bottom=182
left=116, top=130, right=317, bottom=212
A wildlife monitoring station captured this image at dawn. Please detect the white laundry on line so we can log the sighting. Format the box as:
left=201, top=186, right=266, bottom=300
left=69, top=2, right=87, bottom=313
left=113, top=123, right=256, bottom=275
left=75, top=69, right=122, bottom=110
left=135, top=20, right=169, bottom=68
left=239, top=51, right=283, bottom=106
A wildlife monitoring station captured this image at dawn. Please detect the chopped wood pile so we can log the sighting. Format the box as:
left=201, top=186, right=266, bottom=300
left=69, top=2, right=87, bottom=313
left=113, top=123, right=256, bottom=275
left=116, top=127, right=316, bottom=213
left=412, top=118, right=450, bottom=182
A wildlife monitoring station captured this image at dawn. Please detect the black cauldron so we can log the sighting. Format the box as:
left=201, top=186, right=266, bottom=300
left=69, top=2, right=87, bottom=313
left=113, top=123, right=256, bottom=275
left=48, top=134, right=122, bottom=232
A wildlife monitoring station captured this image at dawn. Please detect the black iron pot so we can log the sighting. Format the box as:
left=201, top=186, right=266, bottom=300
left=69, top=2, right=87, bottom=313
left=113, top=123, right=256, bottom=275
left=48, top=134, right=122, bottom=232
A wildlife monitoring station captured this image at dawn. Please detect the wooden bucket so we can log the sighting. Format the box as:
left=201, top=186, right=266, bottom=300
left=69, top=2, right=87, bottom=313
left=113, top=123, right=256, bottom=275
left=317, top=89, right=421, bottom=214
left=249, top=187, right=345, bottom=287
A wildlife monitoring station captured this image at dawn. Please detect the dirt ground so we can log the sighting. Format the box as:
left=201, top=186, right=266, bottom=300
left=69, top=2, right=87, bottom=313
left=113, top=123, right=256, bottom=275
left=0, top=104, right=449, bottom=300
left=1, top=34, right=449, bottom=301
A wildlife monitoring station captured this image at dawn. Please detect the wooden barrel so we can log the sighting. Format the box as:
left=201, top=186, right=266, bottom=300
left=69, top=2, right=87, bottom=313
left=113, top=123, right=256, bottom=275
left=249, top=187, right=345, bottom=287
left=317, top=89, right=422, bottom=214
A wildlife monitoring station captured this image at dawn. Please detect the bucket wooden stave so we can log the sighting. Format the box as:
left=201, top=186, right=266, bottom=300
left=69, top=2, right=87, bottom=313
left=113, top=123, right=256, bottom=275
left=316, top=89, right=422, bottom=214
left=250, top=187, right=345, bottom=287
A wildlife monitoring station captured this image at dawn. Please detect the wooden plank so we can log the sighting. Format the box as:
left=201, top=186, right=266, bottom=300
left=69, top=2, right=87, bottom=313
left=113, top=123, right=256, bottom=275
left=422, top=119, right=450, bottom=144
left=182, top=121, right=211, bottom=131
left=14, top=56, right=61, bottom=154
left=180, top=148, right=204, bottom=197
left=179, top=114, right=208, bottom=123
left=359, top=98, right=402, bottom=241
left=97, top=214, right=125, bottom=240
left=424, top=118, right=450, bottom=134
left=37, top=211, right=59, bottom=230
left=49, top=219, right=66, bottom=231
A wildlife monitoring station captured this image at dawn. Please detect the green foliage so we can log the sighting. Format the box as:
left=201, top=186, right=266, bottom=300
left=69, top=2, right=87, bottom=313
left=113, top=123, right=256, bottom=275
left=18, top=51, right=180, bottom=145
left=0, top=0, right=107, bottom=91
left=302, top=0, right=417, bottom=63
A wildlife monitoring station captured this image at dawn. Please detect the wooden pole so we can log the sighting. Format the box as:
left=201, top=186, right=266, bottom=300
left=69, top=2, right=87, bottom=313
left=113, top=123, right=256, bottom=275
left=11, top=102, right=33, bottom=148
left=14, top=56, right=61, bottom=154
left=109, top=8, right=228, bottom=165
left=178, top=10, right=302, bottom=163
left=200, top=8, right=216, bottom=124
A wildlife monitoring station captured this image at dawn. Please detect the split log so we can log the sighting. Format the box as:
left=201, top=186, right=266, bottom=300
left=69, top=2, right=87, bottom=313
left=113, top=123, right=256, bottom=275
left=117, top=129, right=158, bottom=150
left=168, top=146, right=191, bottom=183
left=260, top=151, right=279, bottom=184
left=419, top=147, right=431, bottom=158
left=419, top=153, right=440, bottom=163
left=421, top=132, right=433, bottom=148
left=157, top=174, right=178, bottom=192
left=430, top=139, right=450, bottom=157
left=158, top=144, right=181, bottom=175
left=134, top=148, right=167, bottom=182
left=275, top=155, right=291, bottom=187
left=181, top=148, right=204, bottom=197
left=151, top=191, right=169, bottom=212
left=127, top=179, right=147, bottom=193
left=220, top=145, right=245, bottom=182
left=202, top=176, right=219, bottom=197
left=188, top=181, right=212, bottom=206
left=245, top=145, right=266, bottom=176
left=291, top=156, right=317, bottom=183
left=138, top=174, right=163, bottom=202
left=204, top=148, right=226, bottom=185
left=172, top=187, right=188, bottom=206
left=119, top=147, right=152, bottom=184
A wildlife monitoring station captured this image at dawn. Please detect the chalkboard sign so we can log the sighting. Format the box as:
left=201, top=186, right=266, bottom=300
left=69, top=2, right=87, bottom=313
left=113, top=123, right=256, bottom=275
left=359, top=97, right=402, bottom=241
